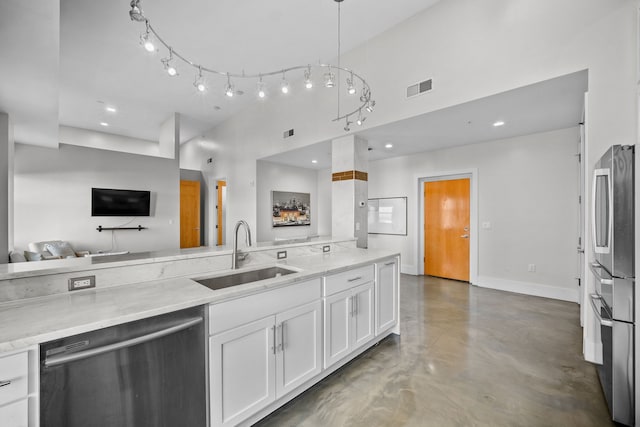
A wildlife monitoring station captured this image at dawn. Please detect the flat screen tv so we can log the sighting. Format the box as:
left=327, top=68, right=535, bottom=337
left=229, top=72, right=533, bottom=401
left=91, top=188, right=151, bottom=217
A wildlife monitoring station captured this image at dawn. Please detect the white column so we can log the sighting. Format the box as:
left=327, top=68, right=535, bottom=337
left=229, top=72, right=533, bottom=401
left=0, top=113, right=14, bottom=262
left=331, top=135, right=368, bottom=248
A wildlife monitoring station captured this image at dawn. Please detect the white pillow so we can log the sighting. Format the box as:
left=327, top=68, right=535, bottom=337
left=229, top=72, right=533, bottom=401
left=45, top=241, right=77, bottom=258
left=24, top=251, right=44, bottom=261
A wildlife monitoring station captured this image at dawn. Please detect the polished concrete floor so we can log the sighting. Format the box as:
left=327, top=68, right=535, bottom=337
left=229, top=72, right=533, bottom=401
left=255, top=275, right=613, bottom=426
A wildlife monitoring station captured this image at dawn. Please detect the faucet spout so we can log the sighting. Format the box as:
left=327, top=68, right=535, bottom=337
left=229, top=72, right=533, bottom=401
left=232, top=220, right=252, bottom=269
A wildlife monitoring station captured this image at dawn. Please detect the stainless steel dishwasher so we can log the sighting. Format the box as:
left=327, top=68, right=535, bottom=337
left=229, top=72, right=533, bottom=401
left=40, top=305, right=207, bottom=427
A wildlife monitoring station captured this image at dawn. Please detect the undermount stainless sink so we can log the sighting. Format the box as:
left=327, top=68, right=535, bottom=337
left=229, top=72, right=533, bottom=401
left=195, top=266, right=297, bottom=291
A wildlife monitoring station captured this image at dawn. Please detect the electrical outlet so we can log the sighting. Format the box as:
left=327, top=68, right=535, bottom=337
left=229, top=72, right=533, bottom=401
left=277, top=250, right=287, bottom=260
left=528, top=264, right=536, bottom=273
left=68, top=276, right=96, bottom=291
left=323, top=245, right=331, bottom=253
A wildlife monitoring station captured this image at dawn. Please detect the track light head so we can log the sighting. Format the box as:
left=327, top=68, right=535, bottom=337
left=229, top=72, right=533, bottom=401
left=162, top=49, right=178, bottom=76
left=347, top=74, right=356, bottom=95
left=304, top=66, right=313, bottom=89
left=344, top=119, right=352, bottom=132
left=366, top=100, right=375, bottom=113
left=280, top=73, right=290, bottom=94
left=140, top=31, right=155, bottom=52
left=257, top=78, right=266, bottom=99
left=193, top=68, right=206, bottom=92
left=129, top=0, right=145, bottom=21
left=324, top=71, right=335, bottom=88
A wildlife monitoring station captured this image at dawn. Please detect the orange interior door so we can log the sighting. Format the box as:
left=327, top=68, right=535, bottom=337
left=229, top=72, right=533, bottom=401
left=424, top=178, right=470, bottom=281
left=180, top=180, right=201, bottom=248
left=216, top=180, right=226, bottom=246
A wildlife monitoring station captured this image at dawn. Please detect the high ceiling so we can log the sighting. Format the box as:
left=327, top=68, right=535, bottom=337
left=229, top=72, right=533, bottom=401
left=0, top=0, right=442, bottom=147
left=261, top=70, right=588, bottom=169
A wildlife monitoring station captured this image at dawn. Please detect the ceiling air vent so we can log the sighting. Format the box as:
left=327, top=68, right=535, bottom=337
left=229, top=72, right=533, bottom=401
left=283, top=129, right=294, bottom=139
left=406, top=79, right=432, bottom=98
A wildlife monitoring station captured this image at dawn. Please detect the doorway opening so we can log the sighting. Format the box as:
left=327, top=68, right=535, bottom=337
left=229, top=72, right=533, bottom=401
left=216, top=180, right=227, bottom=246
left=180, top=179, right=201, bottom=248
left=418, top=170, right=478, bottom=284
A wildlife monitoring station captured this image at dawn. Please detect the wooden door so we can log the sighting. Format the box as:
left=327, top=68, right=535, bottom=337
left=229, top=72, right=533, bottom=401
left=217, top=180, right=226, bottom=246
left=180, top=180, right=200, bottom=248
left=424, top=178, right=470, bottom=281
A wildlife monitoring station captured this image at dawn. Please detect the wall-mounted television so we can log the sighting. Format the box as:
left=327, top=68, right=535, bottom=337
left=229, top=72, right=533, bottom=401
left=91, top=188, right=151, bottom=217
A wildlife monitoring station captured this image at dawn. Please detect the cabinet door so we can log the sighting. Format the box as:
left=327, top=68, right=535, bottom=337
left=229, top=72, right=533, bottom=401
left=376, top=259, right=398, bottom=335
left=276, top=300, right=322, bottom=397
left=351, top=282, right=374, bottom=350
left=324, top=290, right=352, bottom=369
left=0, top=399, right=28, bottom=427
left=210, top=316, right=276, bottom=427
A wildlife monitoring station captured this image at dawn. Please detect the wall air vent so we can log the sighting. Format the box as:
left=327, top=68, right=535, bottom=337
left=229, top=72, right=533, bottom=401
left=283, top=129, right=295, bottom=139
left=406, top=79, right=433, bottom=98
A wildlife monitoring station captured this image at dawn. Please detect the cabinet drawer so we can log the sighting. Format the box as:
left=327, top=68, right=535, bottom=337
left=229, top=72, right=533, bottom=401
left=210, top=278, right=321, bottom=335
left=323, top=264, right=374, bottom=296
left=0, top=352, right=28, bottom=406
left=0, top=398, right=28, bottom=427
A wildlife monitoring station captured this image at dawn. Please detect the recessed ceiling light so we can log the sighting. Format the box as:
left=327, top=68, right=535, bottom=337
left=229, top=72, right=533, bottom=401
left=493, top=120, right=505, bottom=127
left=311, top=160, right=318, bottom=164
left=105, top=106, right=117, bottom=113
left=385, top=143, right=393, bottom=149
left=99, top=122, right=109, bottom=127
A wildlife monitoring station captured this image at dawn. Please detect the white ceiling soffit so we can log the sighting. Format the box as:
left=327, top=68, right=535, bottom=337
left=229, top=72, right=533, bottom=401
left=0, top=0, right=60, bottom=147
left=261, top=70, right=588, bottom=170
left=56, top=0, right=441, bottom=144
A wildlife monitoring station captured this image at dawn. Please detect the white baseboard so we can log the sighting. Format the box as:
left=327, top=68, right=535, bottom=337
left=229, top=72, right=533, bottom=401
left=474, top=275, right=579, bottom=303
left=401, top=265, right=418, bottom=275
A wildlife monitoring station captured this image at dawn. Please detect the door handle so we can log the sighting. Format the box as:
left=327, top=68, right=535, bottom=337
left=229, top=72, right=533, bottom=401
left=271, top=325, right=276, bottom=354
left=0, top=380, right=11, bottom=388
left=460, top=234, right=469, bottom=239
left=589, top=262, right=613, bottom=285
left=281, top=322, right=286, bottom=351
left=589, top=293, right=613, bottom=327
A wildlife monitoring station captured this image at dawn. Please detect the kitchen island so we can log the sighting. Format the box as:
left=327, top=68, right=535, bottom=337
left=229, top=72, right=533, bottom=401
left=0, top=238, right=400, bottom=427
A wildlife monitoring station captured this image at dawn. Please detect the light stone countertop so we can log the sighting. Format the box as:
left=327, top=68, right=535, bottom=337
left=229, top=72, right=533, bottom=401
left=0, top=236, right=348, bottom=280
left=0, top=248, right=399, bottom=354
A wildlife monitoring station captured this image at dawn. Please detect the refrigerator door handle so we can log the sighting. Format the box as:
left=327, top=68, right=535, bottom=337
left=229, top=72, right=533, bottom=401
left=590, top=262, right=614, bottom=285
left=590, top=293, right=613, bottom=327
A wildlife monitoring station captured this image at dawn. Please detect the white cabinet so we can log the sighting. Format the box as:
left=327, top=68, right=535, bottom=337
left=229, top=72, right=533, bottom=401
left=209, top=279, right=322, bottom=427
left=210, top=316, right=276, bottom=427
left=375, top=258, right=399, bottom=336
left=323, top=276, right=374, bottom=369
left=0, top=351, right=29, bottom=427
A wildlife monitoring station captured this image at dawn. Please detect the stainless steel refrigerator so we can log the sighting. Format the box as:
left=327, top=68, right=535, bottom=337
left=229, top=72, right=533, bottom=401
left=590, top=144, right=635, bottom=426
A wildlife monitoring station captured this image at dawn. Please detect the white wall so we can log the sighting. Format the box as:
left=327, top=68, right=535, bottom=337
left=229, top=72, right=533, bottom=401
left=368, top=127, right=580, bottom=302
left=13, top=143, right=180, bottom=253
left=256, top=160, right=331, bottom=242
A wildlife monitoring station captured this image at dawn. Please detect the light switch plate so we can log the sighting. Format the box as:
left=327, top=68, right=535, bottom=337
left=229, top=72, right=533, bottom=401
left=277, top=250, right=287, bottom=259
left=323, top=245, right=331, bottom=253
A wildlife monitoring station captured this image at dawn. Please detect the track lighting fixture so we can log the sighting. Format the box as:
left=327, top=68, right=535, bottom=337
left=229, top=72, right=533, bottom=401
left=304, top=66, right=313, bottom=89
left=140, top=22, right=155, bottom=52
left=162, top=48, right=178, bottom=76
left=224, top=74, right=234, bottom=97
left=280, top=72, right=290, bottom=94
left=193, top=67, right=206, bottom=92
left=128, top=0, right=374, bottom=132
left=366, top=100, right=376, bottom=113
left=347, top=73, right=356, bottom=95
left=256, top=76, right=266, bottom=99
left=324, top=67, right=336, bottom=88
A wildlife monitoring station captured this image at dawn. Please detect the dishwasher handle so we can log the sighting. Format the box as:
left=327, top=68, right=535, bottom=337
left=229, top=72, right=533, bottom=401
left=44, top=316, right=203, bottom=368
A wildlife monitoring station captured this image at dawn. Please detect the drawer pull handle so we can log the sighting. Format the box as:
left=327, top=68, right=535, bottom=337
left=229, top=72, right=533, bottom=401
left=0, top=380, right=11, bottom=388
left=348, top=276, right=363, bottom=282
